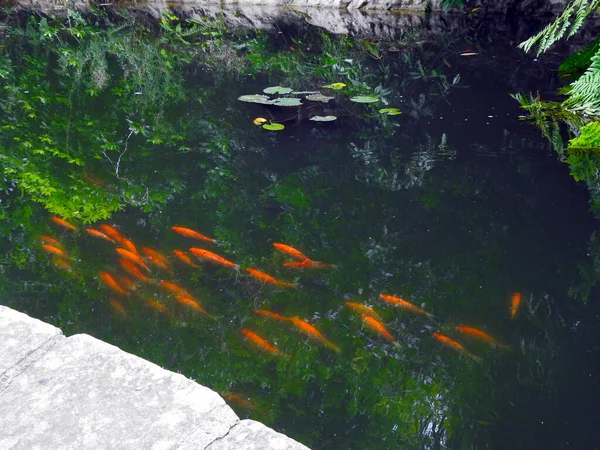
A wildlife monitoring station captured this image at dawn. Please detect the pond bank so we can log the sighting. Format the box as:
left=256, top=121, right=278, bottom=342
left=0, top=305, right=309, bottom=450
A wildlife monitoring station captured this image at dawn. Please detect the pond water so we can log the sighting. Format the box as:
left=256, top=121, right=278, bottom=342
left=1, top=7, right=600, bottom=449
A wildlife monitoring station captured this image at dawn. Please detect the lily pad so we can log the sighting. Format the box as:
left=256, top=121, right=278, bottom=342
left=350, top=95, right=379, bottom=103
left=270, top=97, right=302, bottom=107
left=305, top=94, right=335, bottom=103
left=238, top=94, right=272, bottom=104
left=291, top=91, right=320, bottom=95
left=262, top=123, right=285, bottom=131
left=310, top=115, right=337, bottom=122
left=322, top=82, right=346, bottom=90
left=263, top=86, right=293, bottom=94
left=378, top=108, right=402, bottom=116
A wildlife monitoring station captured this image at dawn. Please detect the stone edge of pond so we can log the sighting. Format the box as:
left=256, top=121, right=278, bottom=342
left=0, top=305, right=310, bottom=450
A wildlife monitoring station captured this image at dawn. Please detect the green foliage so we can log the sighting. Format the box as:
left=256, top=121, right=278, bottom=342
left=559, top=35, right=600, bottom=78
left=569, top=121, right=600, bottom=149
left=563, top=49, right=600, bottom=115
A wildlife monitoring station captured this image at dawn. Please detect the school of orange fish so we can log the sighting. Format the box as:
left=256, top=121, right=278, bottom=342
left=40, top=215, right=522, bottom=409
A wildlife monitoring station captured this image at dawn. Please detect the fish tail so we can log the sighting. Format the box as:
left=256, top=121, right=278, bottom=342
left=425, top=312, right=434, bottom=319
left=233, top=264, right=240, bottom=272
left=496, top=343, right=512, bottom=351
left=393, top=342, right=401, bottom=349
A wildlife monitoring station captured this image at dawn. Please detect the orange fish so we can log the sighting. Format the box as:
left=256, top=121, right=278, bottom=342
left=433, top=332, right=481, bottom=361
left=52, top=258, right=73, bottom=273
left=50, top=216, right=77, bottom=231
left=159, top=281, right=188, bottom=296
left=189, top=248, right=239, bottom=271
left=175, top=294, right=214, bottom=318
left=173, top=250, right=199, bottom=268
left=289, top=317, right=340, bottom=352
left=118, top=276, right=138, bottom=292
left=119, top=259, right=153, bottom=282
left=41, top=244, right=70, bottom=260
left=40, top=235, right=61, bottom=246
left=511, top=292, right=521, bottom=319
left=241, top=329, right=284, bottom=356
left=253, top=309, right=289, bottom=322
left=116, top=248, right=149, bottom=272
left=99, top=272, right=128, bottom=296
left=172, top=226, right=216, bottom=243
left=99, top=224, right=124, bottom=244
left=121, top=238, right=139, bottom=255
left=379, top=294, right=433, bottom=318
left=86, top=228, right=114, bottom=243
left=145, top=298, right=169, bottom=314
left=272, top=243, right=309, bottom=261
left=142, top=247, right=172, bottom=271
left=455, top=326, right=509, bottom=350
left=246, top=268, right=294, bottom=288
left=345, top=302, right=383, bottom=322
left=283, top=260, right=336, bottom=269
left=109, top=299, right=127, bottom=317
left=361, top=314, right=400, bottom=347
left=221, top=392, right=258, bottom=411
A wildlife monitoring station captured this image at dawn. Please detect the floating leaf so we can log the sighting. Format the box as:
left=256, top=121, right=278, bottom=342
left=262, top=123, right=285, bottom=131
left=263, top=86, right=293, bottom=94
left=270, top=98, right=302, bottom=107
left=378, top=108, right=402, bottom=116
left=305, top=94, right=335, bottom=103
left=350, top=96, right=379, bottom=103
left=238, top=94, right=272, bottom=104
left=253, top=117, right=268, bottom=125
left=309, top=115, right=337, bottom=122
left=291, top=91, right=320, bottom=95
left=322, top=82, right=346, bottom=90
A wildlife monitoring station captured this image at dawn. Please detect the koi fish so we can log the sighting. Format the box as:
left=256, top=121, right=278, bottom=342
left=361, top=314, right=400, bottom=347
left=289, top=317, right=340, bottom=352
left=221, top=392, right=258, bottom=411
left=433, top=332, right=481, bottom=361
left=99, top=224, right=124, bottom=244
left=41, top=244, right=70, bottom=260
left=246, top=268, right=294, bottom=288
left=455, top=326, right=510, bottom=350
left=511, top=292, right=521, bottom=319
left=145, top=298, right=169, bottom=314
left=241, top=329, right=284, bottom=356
left=142, top=247, right=172, bottom=271
left=99, top=272, right=128, bottom=296
left=53, top=258, right=73, bottom=273
left=119, top=259, right=152, bottom=282
left=109, top=299, right=127, bottom=317
left=121, top=238, right=138, bottom=255
left=159, top=281, right=188, bottom=296
left=50, top=216, right=77, bottom=231
left=175, top=295, right=214, bottom=318
left=172, top=226, right=216, bottom=243
left=379, top=294, right=433, bottom=318
left=283, top=260, right=336, bottom=269
left=345, top=302, right=383, bottom=322
left=40, top=235, right=61, bottom=246
left=86, top=228, right=114, bottom=243
left=173, top=250, right=199, bottom=268
left=189, top=248, right=239, bottom=271
left=272, top=243, right=309, bottom=261
left=118, top=276, right=138, bottom=292
left=116, top=248, right=149, bottom=272
left=253, top=309, right=289, bottom=322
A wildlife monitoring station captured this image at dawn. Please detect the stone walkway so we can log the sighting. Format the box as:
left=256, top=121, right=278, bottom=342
left=0, top=305, right=309, bottom=449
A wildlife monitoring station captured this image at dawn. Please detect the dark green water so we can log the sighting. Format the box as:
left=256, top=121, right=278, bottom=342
left=2, top=8, right=600, bottom=449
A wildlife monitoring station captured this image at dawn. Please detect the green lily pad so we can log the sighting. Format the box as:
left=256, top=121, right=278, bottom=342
left=350, top=96, right=379, bottom=103
left=291, top=91, right=320, bottom=95
left=263, top=86, right=293, bottom=94
left=238, top=94, right=272, bottom=104
left=310, top=115, right=337, bottom=122
left=270, top=97, right=302, bottom=107
left=262, top=123, right=285, bottom=131
left=378, top=107, right=402, bottom=115
left=305, top=94, right=335, bottom=103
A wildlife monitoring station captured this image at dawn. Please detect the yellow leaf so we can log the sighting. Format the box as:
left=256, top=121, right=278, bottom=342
left=253, top=117, right=268, bottom=126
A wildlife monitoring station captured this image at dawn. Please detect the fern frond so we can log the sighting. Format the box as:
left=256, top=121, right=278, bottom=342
left=564, top=48, right=600, bottom=115
left=518, top=0, right=600, bottom=56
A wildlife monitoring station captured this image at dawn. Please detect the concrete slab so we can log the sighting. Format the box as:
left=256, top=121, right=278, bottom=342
left=0, top=305, right=63, bottom=389
left=204, top=419, right=310, bottom=450
left=0, top=333, right=238, bottom=449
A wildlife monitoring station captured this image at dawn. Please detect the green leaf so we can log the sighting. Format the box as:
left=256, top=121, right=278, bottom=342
left=350, top=96, right=379, bottom=103
left=270, top=98, right=302, bottom=107
left=238, top=94, right=272, bottom=104
left=263, top=86, right=293, bottom=94
left=378, top=107, right=402, bottom=115
left=262, top=123, right=285, bottom=131
left=305, top=94, right=334, bottom=103
left=309, top=115, right=337, bottom=122
left=569, top=122, right=600, bottom=149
